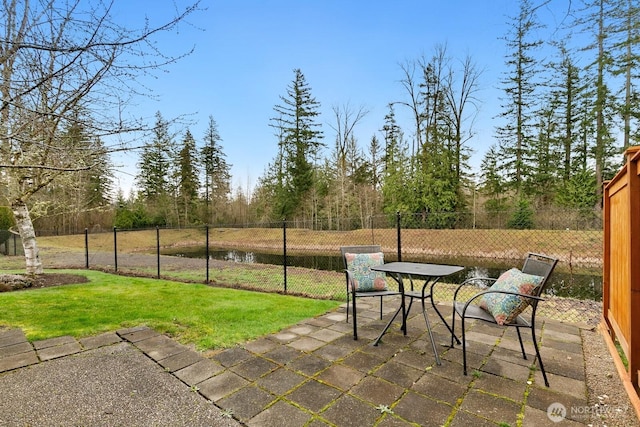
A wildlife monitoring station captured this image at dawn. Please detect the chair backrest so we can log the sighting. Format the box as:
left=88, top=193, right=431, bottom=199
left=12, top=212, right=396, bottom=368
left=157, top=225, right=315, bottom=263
left=340, top=245, right=382, bottom=269
left=521, top=252, right=558, bottom=297
left=341, top=245, right=388, bottom=292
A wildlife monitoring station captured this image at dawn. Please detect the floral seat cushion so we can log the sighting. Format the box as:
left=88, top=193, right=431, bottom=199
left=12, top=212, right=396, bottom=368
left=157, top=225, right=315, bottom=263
left=478, top=268, right=544, bottom=325
left=344, top=252, right=388, bottom=292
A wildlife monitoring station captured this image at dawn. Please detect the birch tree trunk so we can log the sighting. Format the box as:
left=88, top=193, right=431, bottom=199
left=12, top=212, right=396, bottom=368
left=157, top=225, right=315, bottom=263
left=10, top=200, right=43, bottom=275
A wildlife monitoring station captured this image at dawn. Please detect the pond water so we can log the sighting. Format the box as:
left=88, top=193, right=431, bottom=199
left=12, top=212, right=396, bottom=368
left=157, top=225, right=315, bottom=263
left=162, top=247, right=602, bottom=301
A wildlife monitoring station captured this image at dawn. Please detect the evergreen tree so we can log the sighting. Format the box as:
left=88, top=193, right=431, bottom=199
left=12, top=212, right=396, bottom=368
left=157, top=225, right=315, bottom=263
left=556, top=168, right=598, bottom=215
left=84, top=137, right=113, bottom=209
left=495, top=0, right=545, bottom=193
left=578, top=0, right=622, bottom=205
left=136, top=112, right=175, bottom=225
left=369, top=134, right=384, bottom=198
left=201, top=116, right=231, bottom=224
left=61, top=114, right=113, bottom=209
left=507, top=197, right=535, bottom=229
left=610, top=0, right=640, bottom=148
left=137, top=112, right=172, bottom=200
left=177, top=129, right=200, bottom=225
left=32, top=112, right=113, bottom=233
left=269, top=69, right=324, bottom=220
left=547, top=42, right=582, bottom=184
left=527, top=108, right=562, bottom=204
left=480, top=144, right=508, bottom=213
left=380, top=104, right=410, bottom=217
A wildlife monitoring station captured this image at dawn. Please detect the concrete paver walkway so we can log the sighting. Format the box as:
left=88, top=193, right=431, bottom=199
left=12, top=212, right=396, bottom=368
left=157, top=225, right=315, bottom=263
left=0, top=299, right=633, bottom=426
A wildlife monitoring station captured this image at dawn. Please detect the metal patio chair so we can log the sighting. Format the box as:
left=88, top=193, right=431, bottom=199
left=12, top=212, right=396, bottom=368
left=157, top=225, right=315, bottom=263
left=341, top=245, right=401, bottom=340
left=449, top=252, right=558, bottom=386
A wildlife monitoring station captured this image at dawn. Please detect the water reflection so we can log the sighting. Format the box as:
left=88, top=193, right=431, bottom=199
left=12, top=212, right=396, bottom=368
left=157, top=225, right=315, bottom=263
left=162, top=247, right=602, bottom=301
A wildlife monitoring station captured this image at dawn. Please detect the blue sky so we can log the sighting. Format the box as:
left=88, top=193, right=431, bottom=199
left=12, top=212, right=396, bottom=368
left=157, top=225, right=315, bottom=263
left=110, top=0, right=577, bottom=196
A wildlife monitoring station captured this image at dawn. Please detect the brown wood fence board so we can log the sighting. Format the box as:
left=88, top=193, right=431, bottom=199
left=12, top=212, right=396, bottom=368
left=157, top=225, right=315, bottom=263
left=603, top=145, right=640, bottom=394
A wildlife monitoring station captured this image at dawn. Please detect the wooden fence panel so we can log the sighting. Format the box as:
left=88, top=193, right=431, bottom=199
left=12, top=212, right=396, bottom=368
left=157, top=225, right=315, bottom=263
left=603, top=145, right=640, bottom=394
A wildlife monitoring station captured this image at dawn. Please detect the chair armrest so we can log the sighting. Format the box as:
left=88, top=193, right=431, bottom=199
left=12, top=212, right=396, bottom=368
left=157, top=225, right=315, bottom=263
left=452, top=277, right=497, bottom=301
left=461, top=289, right=545, bottom=315
left=344, top=269, right=356, bottom=293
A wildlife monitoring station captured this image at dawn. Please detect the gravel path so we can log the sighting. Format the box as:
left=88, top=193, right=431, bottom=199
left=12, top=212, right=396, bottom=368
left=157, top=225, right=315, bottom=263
left=582, top=326, right=639, bottom=426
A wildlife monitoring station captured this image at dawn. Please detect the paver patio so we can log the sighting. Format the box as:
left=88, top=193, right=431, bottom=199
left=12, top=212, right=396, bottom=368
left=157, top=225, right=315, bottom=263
left=0, top=297, right=636, bottom=426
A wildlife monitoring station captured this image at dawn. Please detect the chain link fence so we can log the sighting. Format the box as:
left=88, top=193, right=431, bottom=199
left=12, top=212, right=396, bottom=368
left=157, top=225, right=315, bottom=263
left=33, top=211, right=603, bottom=326
left=0, top=232, right=22, bottom=256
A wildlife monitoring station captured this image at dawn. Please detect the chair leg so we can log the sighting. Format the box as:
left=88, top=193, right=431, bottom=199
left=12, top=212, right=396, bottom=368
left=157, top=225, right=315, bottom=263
left=352, top=293, right=358, bottom=340
left=462, top=316, right=468, bottom=376
left=450, top=307, right=457, bottom=348
left=516, top=327, right=528, bottom=360
left=346, top=292, right=350, bottom=323
left=531, top=326, right=549, bottom=387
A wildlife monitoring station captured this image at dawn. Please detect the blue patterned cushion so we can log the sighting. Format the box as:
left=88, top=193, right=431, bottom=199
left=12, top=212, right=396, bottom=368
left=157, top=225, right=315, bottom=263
left=344, top=252, right=388, bottom=292
left=479, top=268, right=544, bottom=325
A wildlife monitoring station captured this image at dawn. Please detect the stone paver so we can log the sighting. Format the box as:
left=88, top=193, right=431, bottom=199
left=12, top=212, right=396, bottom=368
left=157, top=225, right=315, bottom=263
left=255, top=367, right=307, bottom=395
left=230, top=355, right=277, bottom=380
left=78, top=332, right=121, bottom=350
left=36, top=341, right=82, bottom=361
left=0, top=350, right=39, bottom=372
left=117, top=326, right=158, bottom=342
left=198, top=371, right=249, bottom=402
left=157, top=349, right=203, bottom=372
left=32, top=335, right=76, bottom=350
left=287, top=379, right=342, bottom=412
left=0, top=329, right=27, bottom=347
left=133, top=335, right=186, bottom=361
left=247, top=400, right=313, bottom=427
left=459, top=389, right=521, bottom=426
left=0, top=341, right=32, bottom=358
left=174, top=358, right=224, bottom=385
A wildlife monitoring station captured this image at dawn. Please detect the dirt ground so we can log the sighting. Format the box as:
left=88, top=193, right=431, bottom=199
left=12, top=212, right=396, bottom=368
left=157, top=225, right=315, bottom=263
left=0, top=273, right=89, bottom=292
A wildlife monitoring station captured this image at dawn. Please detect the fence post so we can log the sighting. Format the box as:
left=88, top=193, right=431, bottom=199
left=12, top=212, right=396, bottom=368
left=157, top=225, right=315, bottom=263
left=370, top=215, right=374, bottom=243
left=84, top=228, right=89, bottom=269
left=396, top=211, right=402, bottom=262
left=156, top=226, right=160, bottom=278
left=113, top=227, right=118, bottom=272
left=205, top=225, right=209, bottom=283
left=283, top=219, right=287, bottom=293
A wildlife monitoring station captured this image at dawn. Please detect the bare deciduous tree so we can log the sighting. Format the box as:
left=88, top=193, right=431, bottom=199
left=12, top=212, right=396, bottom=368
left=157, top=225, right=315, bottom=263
left=0, top=0, right=200, bottom=274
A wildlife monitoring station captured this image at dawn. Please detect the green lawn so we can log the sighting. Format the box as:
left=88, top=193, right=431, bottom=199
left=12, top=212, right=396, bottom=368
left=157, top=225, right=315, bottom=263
left=0, top=270, right=341, bottom=350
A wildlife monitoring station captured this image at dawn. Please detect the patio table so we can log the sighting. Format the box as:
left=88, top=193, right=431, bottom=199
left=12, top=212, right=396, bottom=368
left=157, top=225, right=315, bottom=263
left=371, top=262, right=464, bottom=365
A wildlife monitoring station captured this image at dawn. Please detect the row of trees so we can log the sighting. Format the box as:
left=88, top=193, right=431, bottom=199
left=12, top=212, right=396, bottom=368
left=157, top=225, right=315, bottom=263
left=123, top=113, right=232, bottom=228
left=483, top=0, right=637, bottom=214
left=1, top=0, right=638, bottom=273
left=250, top=0, right=638, bottom=229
